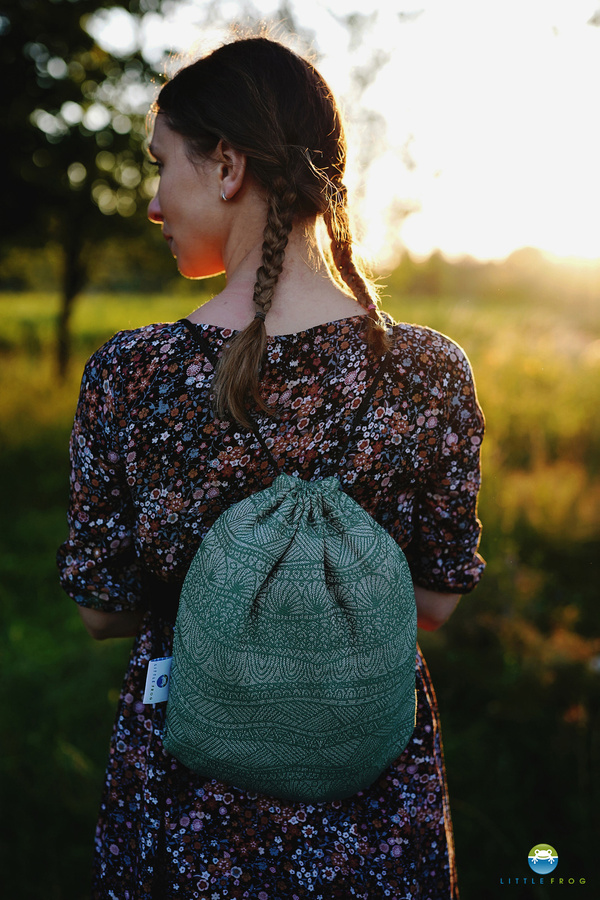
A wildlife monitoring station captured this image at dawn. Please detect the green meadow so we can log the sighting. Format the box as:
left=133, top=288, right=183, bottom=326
left=1, top=283, right=599, bottom=899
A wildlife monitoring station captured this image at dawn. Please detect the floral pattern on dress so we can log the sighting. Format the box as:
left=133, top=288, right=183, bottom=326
left=57, top=314, right=485, bottom=899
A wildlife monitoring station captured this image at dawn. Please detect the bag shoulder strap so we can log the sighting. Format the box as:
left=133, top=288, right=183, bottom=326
left=324, top=349, right=395, bottom=477
left=179, top=321, right=280, bottom=474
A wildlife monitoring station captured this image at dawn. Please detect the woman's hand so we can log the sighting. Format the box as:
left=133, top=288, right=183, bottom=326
left=413, top=585, right=461, bottom=631
left=78, top=607, right=145, bottom=640
left=77, top=589, right=460, bottom=637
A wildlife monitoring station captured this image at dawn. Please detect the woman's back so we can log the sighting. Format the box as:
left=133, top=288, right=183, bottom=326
left=58, top=315, right=483, bottom=601
left=58, top=311, right=482, bottom=899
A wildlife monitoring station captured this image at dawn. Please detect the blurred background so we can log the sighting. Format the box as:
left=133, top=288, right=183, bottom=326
left=1, top=1, right=599, bottom=898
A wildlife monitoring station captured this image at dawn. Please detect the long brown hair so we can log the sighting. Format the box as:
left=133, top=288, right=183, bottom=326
left=155, top=37, right=390, bottom=426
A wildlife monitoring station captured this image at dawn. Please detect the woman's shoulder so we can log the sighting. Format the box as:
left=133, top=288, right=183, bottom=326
left=83, top=321, right=187, bottom=377
left=77, top=322, right=192, bottom=406
left=92, top=321, right=184, bottom=361
left=389, top=319, right=475, bottom=377
left=388, top=320, right=483, bottom=428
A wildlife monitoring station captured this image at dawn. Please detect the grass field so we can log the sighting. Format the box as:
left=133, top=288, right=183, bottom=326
left=1, top=287, right=599, bottom=899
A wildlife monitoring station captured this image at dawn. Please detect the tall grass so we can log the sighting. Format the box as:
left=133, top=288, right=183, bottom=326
left=1, top=288, right=599, bottom=899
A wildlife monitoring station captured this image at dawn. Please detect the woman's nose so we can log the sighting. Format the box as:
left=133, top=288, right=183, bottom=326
left=148, top=193, right=163, bottom=223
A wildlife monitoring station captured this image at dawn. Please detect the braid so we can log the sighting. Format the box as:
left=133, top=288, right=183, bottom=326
left=253, top=176, right=297, bottom=317
left=324, top=189, right=391, bottom=356
left=212, top=176, right=297, bottom=427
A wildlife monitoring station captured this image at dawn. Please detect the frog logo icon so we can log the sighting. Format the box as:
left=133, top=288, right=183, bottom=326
left=528, top=844, right=558, bottom=874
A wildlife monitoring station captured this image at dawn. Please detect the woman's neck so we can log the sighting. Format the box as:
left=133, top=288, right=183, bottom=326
left=187, top=220, right=366, bottom=335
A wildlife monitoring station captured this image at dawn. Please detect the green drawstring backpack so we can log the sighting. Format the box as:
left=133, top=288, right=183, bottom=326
left=163, top=341, right=417, bottom=803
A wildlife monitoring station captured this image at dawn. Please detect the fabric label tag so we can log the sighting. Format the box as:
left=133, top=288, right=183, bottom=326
left=143, top=656, right=173, bottom=704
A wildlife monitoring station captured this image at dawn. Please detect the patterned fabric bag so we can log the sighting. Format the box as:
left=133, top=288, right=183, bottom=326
left=163, top=347, right=417, bottom=802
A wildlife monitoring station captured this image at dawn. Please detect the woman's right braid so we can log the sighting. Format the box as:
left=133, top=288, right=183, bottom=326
left=324, top=190, right=391, bottom=356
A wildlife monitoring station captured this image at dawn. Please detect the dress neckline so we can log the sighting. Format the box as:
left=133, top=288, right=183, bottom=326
left=179, top=313, right=381, bottom=341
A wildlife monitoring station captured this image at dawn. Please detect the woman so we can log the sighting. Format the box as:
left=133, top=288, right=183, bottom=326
left=57, top=36, right=485, bottom=899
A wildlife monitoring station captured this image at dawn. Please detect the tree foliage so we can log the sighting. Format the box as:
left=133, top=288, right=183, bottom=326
left=1, top=0, right=416, bottom=372
left=1, top=0, right=162, bottom=373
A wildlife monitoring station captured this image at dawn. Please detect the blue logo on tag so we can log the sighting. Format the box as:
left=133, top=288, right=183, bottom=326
left=143, top=656, right=173, bottom=705
left=528, top=844, right=558, bottom=874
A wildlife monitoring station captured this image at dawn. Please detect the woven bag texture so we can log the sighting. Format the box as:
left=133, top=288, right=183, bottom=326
left=164, top=472, right=417, bottom=802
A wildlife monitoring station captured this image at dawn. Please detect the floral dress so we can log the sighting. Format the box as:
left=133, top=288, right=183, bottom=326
left=57, top=315, right=485, bottom=900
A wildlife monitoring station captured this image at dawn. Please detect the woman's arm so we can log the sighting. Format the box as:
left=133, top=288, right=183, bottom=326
left=414, top=585, right=461, bottom=631
left=401, top=337, right=485, bottom=601
left=57, top=341, right=144, bottom=619
left=78, top=607, right=145, bottom=640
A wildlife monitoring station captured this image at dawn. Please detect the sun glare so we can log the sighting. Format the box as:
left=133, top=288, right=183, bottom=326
left=88, top=0, right=600, bottom=264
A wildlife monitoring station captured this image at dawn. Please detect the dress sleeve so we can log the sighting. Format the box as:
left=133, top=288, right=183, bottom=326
left=403, top=341, right=486, bottom=594
left=56, top=343, right=143, bottom=611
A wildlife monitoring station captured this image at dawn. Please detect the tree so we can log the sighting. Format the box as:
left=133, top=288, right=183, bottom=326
left=1, top=0, right=161, bottom=374
left=2, top=0, right=415, bottom=372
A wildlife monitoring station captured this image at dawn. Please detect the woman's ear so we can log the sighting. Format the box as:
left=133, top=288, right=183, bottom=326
left=216, top=140, right=247, bottom=201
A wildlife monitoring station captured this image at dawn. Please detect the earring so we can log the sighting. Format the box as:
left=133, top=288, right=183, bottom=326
left=221, top=191, right=228, bottom=202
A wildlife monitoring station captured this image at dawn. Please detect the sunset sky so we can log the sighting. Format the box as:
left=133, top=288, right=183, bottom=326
left=90, top=0, right=600, bottom=266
